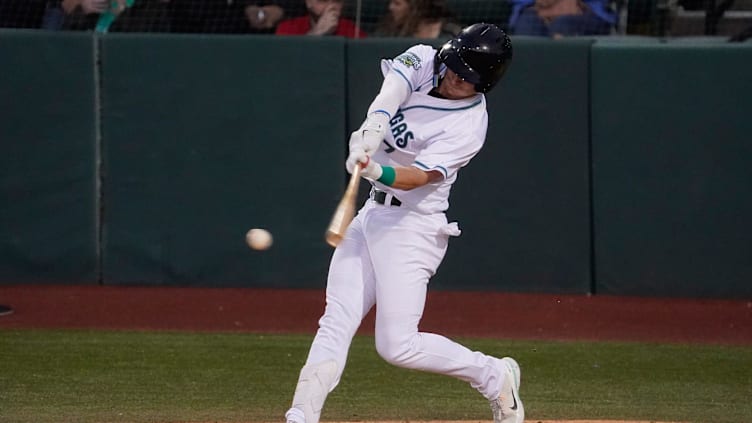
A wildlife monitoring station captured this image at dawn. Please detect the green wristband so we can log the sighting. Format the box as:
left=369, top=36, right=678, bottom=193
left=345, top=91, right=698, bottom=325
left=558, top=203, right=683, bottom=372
left=377, top=166, right=396, bottom=186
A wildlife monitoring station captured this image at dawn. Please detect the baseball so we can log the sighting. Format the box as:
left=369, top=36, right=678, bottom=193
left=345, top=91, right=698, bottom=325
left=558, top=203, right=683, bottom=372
left=246, top=228, right=273, bottom=250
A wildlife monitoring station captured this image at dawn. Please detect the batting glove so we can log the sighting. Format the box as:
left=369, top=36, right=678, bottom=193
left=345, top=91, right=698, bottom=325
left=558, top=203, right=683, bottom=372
left=360, top=157, right=384, bottom=181
left=345, top=148, right=366, bottom=174
left=349, top=112, right=389, bottom=155
left=345, top=149, right=383, bottom=181
left=358, top=156, right=383, bottom=181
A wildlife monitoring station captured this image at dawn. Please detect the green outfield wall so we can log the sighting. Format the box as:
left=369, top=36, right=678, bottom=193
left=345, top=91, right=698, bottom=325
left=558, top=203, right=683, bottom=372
left=0, top=30, right=750, bottom=298
left=100, top=35, right=345, bottom=287
left=0, top=31, right=99, bottom=284
left=590, top=43, right=752, bottom=298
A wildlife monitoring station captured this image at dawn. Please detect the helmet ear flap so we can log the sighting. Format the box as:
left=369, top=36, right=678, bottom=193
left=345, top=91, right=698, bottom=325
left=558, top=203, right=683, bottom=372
left=433, top=51, right=441, bottom=88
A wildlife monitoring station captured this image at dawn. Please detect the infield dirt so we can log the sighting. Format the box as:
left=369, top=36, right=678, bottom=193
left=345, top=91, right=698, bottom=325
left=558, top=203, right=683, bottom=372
left=0, top=285, right=750, bottom=345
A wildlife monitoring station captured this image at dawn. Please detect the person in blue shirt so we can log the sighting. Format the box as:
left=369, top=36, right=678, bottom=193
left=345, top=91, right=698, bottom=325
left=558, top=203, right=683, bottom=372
left=508, top=0, right=616, bottom=37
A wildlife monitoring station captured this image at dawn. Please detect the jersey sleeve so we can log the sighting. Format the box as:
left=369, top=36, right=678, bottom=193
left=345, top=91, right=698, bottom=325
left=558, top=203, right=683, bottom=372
left=412, top=133, right=485, bottom=180
left=380, top=44, right=436, bottom=93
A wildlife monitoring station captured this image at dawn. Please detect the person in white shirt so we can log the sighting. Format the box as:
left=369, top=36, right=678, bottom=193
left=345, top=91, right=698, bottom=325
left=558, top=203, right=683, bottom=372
left=285, top=22, right=522, bottom=423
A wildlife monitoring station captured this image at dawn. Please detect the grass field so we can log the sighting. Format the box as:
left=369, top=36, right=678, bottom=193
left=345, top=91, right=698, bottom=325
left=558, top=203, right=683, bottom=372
left=1, top=329, right=751, bottom=423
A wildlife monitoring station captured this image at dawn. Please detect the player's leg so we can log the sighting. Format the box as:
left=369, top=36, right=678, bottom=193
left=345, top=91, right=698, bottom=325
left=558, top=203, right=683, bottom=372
left=370, top=226, right=500, bottom=398
left=367, top=211, right=523, bottom=422
left=286, top=215, right=377, bottom=423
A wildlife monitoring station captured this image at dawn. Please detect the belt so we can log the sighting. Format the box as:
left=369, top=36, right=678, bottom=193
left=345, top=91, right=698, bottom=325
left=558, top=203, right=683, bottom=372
left=372, top=189, right=402, bottom=207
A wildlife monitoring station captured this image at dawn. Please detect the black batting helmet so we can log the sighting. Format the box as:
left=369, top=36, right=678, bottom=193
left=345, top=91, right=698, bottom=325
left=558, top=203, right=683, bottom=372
left=434, top=23, right=513, bottom=93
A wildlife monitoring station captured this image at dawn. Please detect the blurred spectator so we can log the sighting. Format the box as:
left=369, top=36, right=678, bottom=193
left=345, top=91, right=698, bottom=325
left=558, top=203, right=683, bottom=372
left=57, top=0, right=171, bottom=31
left=508, top=0, right=616, bottom=37
left=0, top=0, right=50, bottom=28
left=373, top=0, right=461, bottom=38
left=170, top=0, right=301, bottom=33
left=244, top=2, right=287, bottom=32
left=729, top=24, right=752, bottom=42
left=275, top=0, right=366, bottom=37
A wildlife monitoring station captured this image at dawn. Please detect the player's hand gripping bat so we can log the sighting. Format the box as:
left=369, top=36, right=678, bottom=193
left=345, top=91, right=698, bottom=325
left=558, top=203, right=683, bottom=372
left=325, top=165, right=361, bottom=247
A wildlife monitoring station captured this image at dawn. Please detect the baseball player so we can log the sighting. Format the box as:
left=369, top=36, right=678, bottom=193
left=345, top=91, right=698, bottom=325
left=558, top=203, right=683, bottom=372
left=285, top=23, right=521, bottom=423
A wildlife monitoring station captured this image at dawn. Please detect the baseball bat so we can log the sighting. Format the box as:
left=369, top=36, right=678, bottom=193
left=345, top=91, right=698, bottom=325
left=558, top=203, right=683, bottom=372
left=325, top=166, right=361, bottom=247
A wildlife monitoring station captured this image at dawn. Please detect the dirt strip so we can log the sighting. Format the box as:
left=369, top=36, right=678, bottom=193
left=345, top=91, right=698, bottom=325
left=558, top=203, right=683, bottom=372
left=1, top=285, right=750, bottom=345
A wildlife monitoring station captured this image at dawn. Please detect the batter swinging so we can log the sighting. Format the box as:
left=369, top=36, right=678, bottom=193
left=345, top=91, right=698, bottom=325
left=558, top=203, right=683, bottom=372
left=285, top=23, right=522, bottom=423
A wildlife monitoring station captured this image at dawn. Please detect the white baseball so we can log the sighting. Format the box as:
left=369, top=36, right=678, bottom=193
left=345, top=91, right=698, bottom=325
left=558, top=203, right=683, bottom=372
left=246, top=228, right=273, bottom=250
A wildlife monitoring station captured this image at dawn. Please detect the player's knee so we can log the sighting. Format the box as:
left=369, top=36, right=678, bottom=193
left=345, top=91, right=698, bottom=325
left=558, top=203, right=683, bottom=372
left=374, top=330, right=419, bottom=367
left=317, top=302, right=361, bottom=341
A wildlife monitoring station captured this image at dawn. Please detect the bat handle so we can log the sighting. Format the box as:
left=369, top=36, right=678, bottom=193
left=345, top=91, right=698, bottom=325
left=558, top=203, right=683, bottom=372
left=324, top=166, right=362, bottom=248
left=348, top=164, right=361, bottom=189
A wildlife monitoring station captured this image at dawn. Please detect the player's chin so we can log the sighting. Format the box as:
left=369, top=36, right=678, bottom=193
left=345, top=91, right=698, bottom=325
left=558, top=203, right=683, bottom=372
left=448, top=88, right=477, bottom=100
left=445, top=81, right=477, bottom=99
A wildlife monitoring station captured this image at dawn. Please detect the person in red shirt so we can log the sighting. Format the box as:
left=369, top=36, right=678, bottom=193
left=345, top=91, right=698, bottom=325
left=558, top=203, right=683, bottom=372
left=275, top=0, right=366, bottom=37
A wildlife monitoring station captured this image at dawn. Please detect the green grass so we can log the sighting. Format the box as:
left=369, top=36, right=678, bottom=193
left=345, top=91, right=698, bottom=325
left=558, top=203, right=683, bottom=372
left=0, top=330, right=751, bottom=423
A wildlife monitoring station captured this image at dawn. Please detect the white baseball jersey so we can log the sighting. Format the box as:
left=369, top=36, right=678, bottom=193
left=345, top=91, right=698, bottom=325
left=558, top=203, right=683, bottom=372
left=370, top=44, right=488, bottom=214
left=286, top=41, right=516, bottom=423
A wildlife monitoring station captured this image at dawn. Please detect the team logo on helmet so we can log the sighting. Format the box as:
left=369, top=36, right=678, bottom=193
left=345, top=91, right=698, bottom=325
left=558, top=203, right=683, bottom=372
left=395, top=52, right=422, bottom=70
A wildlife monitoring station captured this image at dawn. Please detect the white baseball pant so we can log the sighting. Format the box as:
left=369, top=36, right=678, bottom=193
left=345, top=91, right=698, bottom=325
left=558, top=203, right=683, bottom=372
left=287, top=202, right=505, bottom=423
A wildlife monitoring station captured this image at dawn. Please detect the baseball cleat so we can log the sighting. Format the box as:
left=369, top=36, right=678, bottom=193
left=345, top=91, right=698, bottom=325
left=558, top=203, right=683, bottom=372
left=285, top=407, right=305, bottom=423
left=489, top=357, right=524, bottom=423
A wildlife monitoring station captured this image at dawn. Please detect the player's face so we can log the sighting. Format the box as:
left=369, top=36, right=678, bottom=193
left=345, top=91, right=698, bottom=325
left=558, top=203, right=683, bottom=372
left=438, top=69, right=478, bottom=99
left=389, top=0, right=410, bottom=24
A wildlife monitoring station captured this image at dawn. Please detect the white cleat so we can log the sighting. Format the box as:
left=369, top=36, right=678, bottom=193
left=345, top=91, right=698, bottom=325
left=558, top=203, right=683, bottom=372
left=489, top=357, right=524, bottom=423
left=285, top=407, right=305, bottom=423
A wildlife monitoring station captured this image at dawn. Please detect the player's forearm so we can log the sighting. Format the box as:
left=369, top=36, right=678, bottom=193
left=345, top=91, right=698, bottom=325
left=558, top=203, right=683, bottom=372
left=389, top=166, right=442, bottom=190
left=356, top=157, right=442, bottom=190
